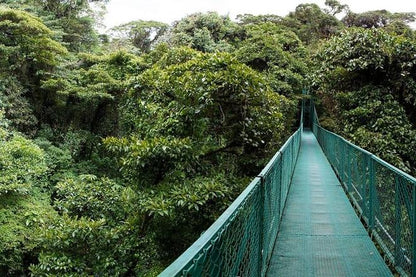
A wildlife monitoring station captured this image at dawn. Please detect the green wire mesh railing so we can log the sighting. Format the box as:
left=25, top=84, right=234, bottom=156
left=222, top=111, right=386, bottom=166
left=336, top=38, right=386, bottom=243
left=160, top=108, right=303, bottom=276
left=311, top=105, right=416, bottom=276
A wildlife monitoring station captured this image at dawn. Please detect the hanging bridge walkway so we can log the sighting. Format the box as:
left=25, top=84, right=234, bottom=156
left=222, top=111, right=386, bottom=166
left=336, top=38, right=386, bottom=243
left=160, top=103, right=416, bottom=277
left=266, top=130, right=390, bottom=276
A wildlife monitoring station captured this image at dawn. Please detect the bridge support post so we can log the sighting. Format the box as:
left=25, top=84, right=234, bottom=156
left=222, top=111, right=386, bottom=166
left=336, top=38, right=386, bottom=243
left=368, top=156, right=376, bottom=232
left=339, top=138, right=343, bottom=181
left=412, top=187, right=416, bottom=277
left=346, top=144, right=351, bottom=193
left=394, top=176, right=403, bottom=269
left=258, top=176, right=265, bottom=277
left=279, top=151, right=284, bottom=220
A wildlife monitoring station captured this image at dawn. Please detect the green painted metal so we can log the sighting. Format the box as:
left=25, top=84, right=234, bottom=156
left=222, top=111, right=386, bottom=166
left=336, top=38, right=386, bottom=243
left=311, top=103, right=416, bottom=276
left=159, top=106, right=303, bottom=276
left=413, top=188, right=416, bottom=277
left=266, top=131, right=391, bottom=276
left=159, top=177, right=263, bottom=276
left=160, top=98, right=416, bottom=277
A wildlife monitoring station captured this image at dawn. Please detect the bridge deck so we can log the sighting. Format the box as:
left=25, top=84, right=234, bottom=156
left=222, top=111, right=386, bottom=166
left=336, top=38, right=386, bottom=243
left=266, top=131, right=392, bottom=276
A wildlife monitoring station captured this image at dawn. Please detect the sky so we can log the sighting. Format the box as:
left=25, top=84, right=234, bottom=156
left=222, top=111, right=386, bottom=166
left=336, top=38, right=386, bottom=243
left=102, top=0, right=416, bottom=30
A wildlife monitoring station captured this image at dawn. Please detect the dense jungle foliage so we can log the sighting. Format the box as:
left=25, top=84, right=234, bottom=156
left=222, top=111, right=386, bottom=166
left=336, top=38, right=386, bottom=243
left=0, top=0, right=415, bottom=275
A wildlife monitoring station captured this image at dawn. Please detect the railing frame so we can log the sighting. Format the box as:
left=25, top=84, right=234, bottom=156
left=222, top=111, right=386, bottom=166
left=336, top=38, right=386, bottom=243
left=160, top=100, right=304, bottom=276
left=160, top=95, right=416, bottom=277
left=311, top=103, right=416, bottom=277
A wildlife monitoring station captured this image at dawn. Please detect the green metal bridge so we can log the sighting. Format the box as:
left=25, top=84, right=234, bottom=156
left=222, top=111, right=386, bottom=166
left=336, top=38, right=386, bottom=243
left=160, top=100, right=416, bottom=276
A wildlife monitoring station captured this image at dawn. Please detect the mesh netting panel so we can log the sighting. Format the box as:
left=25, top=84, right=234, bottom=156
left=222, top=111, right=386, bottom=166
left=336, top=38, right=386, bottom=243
left=161, top=127, right=302, bottom=276
left=373, top=162, right=415, bottom=274
left=262, top=153, right=282, bottom=273
left=261, top=129, right=301, bottom=275
left=178, top=179, right=263, bottom=276
left=312, top=105, right=416, bottom=276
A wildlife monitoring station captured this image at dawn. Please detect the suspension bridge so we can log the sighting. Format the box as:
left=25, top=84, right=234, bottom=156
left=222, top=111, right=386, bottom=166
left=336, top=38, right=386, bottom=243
left=160, top=99, right=416, bottom=276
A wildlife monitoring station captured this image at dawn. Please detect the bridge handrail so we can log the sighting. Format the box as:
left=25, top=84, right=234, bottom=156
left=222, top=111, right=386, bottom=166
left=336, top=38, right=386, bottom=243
left=311, top=104, right=416, bottom=276
left=160, top=107, right=304, bottom=276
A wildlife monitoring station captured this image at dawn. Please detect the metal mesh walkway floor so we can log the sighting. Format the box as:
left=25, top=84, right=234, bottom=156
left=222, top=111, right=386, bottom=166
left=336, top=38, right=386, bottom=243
left=266, top=131, right=392, bottom=277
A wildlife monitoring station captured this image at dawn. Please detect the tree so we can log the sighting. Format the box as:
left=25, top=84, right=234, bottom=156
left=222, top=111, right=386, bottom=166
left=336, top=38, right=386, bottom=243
left=1, top=0, right=109, bottom=51
left=0, top=112, right=46, bottom=195
left=235, top=22, right=307, bottom=95
left=0, top=110, right=53, bottom=275
left=236, top=13, right=282, bottom=25
left=39, top=50, right=144, bottom=137
left=103, top=47, right=296, bottom=266
left=30, top=175, right=157, bottom=276
left=0, top=8, right=67, bottom=134
left=169, top=12, right=241, bottom=52
left=343, top=10, right=415, bottom=28
left=109, top=20, right=168, bottom=53
left=108, top=47, right=294, bottom=181
left=282, top=3, right=343, bottom=44
left=32, top=0, right=109, bottom=51
left=0, top=76, right=38, bottom=133
left=342, top=10, right=415, bottom=35
left=0, top=9, right=67, bottom=78
left=324, top=0, right=349, bottom=16
left=312, top=28, right=416, bottom=174
left=0, top=190, right=55, bottom=275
